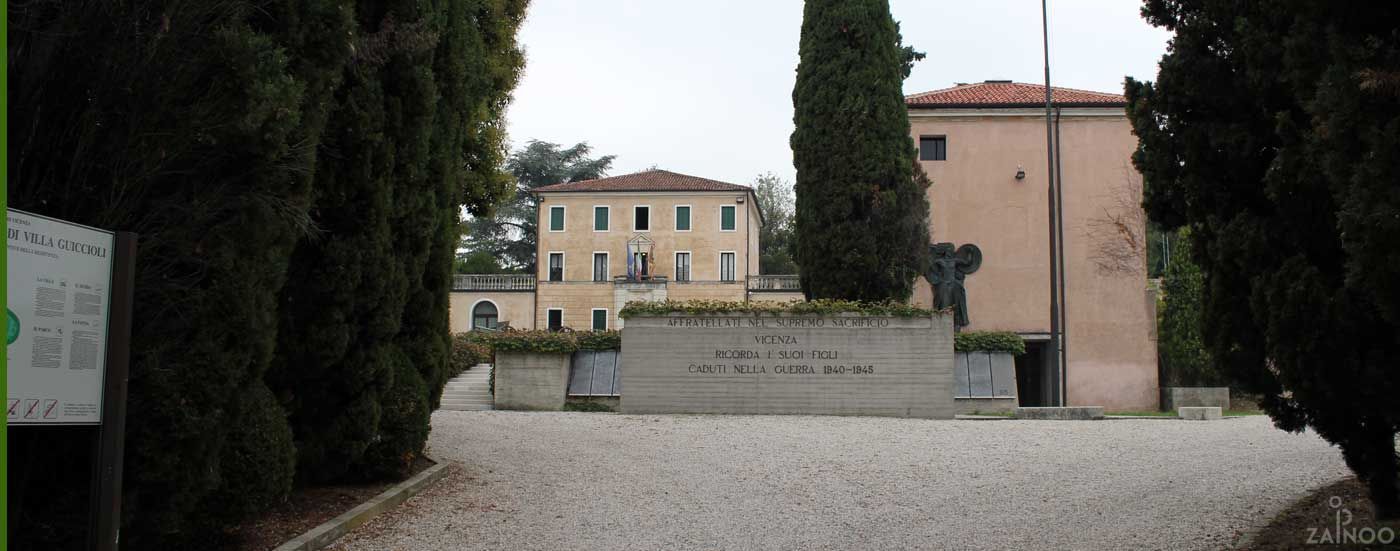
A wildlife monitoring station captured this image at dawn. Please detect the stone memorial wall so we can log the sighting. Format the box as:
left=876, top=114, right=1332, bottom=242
left=619, top=312, right=954, bottom=418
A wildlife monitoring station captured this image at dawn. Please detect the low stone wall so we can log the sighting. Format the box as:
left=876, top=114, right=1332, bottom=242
left=494, top=352, right=570, bottom=410
left=619, top=311, right=955, bottom=418
left=1015, top=406, right=1105, bottom=420
left=956, top=397, right=1018, bottom=415
left=1178, top=406, right=1223, bottom=421
left=1161, top=387, right=1230, bottom=410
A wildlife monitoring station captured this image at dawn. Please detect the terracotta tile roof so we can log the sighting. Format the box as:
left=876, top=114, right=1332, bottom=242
left=905, top=80, right=1126, bottom=108
left=533, top=169, right=753, bottom=193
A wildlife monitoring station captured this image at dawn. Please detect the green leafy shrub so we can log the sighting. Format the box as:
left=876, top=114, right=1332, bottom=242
left=471, top=329, right=623, bottom=354
left=576, top=330, right=622, bottom=350
left=450, top=333, right=494, bottom=377
left=954, top=331, right=1026, bottom=355
left=1156, top=230, right=1219, bottom=386
left=619, top=299, right=933, bottom=319
left=475, top=330, right=579, bottom=353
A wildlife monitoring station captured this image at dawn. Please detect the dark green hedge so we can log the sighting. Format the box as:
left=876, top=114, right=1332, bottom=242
left=354, top=355, right=430, bottom=481
left=953, top=331, right=1026, bottom=355
left=618, top=299, right=934, bottom=319
left=198, top=382, right=296, bottom=521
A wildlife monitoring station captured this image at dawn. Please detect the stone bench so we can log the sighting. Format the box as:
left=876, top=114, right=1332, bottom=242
left=1178, top=406, right=1223, bottom=421
left=1014, top=406, right=1105, bottom=420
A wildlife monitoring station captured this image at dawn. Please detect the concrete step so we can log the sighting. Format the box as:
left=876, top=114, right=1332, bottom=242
left=442, top=401, right=494, bottom=408
left=442, top=394, right=491, bottom=400
left=440, top=404, right=493, bottom=411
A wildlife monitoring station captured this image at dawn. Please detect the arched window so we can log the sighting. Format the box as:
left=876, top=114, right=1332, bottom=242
left=472, top=301, right=499, bottom=330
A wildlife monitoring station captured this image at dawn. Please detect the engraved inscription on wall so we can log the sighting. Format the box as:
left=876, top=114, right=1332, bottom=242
left=619, top=313, right=955, bottom=419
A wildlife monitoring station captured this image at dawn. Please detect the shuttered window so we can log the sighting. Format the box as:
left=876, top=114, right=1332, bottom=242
left=675, top=205, right=691, bottom=231
left=549, top=206, right=565, bottom=231
left=720, top=205, right=736, bottom=231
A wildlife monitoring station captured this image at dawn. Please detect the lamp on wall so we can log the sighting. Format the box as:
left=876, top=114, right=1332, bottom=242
left=1015, top=165, right=1026, bottom=180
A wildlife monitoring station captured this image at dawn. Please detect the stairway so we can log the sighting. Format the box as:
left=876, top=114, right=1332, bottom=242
left=440, top=364, right=494, bottom=411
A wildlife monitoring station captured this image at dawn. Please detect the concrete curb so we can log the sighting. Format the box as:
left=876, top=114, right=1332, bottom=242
left=272, top=459, right=451, bottom=551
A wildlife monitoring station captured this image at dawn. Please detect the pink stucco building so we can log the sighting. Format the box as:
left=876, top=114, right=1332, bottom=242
left=906, top=81, right=1158, bottom=410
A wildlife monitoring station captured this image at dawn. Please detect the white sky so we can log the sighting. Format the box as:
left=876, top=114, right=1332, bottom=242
left=504, top=0, right=1172, bottom=187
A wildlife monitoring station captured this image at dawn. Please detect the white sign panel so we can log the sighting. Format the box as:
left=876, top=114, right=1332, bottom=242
left=7, top=209, right=115, bottom=425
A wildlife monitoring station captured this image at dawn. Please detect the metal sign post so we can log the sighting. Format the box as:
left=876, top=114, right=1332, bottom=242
left=89, top=231, right=134, bottom=551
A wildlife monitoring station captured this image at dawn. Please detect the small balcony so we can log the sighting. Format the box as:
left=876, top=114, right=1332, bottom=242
left=613, top=274, right=669, bottom=284
left=453, top=274, right=536, bottom=291
left=748, top=275, right=801, bottom=292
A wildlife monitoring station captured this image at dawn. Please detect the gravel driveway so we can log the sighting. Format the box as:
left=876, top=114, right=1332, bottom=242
left=332, top=412, right=1348, bottom=551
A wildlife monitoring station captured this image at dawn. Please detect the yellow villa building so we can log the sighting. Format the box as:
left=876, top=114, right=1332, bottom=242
left=449, top=170, right=801, bottom=333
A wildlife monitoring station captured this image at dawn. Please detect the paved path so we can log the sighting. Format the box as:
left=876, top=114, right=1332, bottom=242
left=332, top=412, right=1349, bottom=550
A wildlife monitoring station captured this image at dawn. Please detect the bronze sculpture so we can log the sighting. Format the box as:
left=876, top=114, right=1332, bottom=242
left=926, top=242, right=982, bottom=329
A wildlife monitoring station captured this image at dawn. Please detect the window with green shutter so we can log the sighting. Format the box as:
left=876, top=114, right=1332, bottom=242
left=675, top=205, right=691, bottom=231
left=594, top=206, right=609, bottom=231
left=721, top=205, right=736, bottom=231
left=549, top=206, right=565, bottom=231
left=592, top=309, right=607, bottom=330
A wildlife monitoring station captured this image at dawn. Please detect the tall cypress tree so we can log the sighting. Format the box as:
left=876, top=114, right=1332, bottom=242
left=1128, top=0, right=1400, bottom=517
left=269, top=0, right=524, bottom=482
left=790, top=0, right=929, bottom=301
left=8, top=1, right=352, bottom=546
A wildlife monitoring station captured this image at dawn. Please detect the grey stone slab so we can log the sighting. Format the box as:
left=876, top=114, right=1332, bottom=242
left=989, top=352, right=1017, bottom=398
left=590, top=350, right=618, bottom=396
left=1014, top=406, right=1105, bottom=420
left=954, top=352, right=972, bottom=398
left=618, top=312, right=956, bottom=419
left=567, top=353, right=594, bottom=396
left=1162, top=387, right=1230, bottom=410
left=968, top=352, right=993, bottom=398
left=1178, top=406, right=1223, bottom=421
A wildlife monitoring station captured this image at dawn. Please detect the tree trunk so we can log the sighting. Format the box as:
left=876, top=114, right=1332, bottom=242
left=1361, top=427, right=1400, bottom=520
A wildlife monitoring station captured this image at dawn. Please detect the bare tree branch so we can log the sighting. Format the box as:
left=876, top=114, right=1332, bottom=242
left=1085, top=166, right=1147, bottom=277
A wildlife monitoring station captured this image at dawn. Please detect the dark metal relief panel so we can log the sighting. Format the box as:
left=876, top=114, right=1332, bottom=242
left=954, top=352, right=972, bottom=398
left=967, top=352, right=993, bottom=397
left=590, top=351, right=618, bottom=396
left=990, top=353, right=1017, bottom=398
left=568, top=350, right=621, bottom=397
left=568, top=352, right=594, bottom=396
